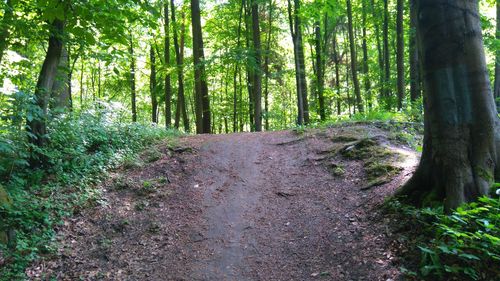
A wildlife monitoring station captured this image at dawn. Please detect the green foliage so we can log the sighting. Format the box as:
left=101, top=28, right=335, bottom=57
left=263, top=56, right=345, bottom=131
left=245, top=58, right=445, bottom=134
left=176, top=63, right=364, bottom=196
left=0, top=104, right=178, bottom=279
left=386, top=197, right=500, bottom=281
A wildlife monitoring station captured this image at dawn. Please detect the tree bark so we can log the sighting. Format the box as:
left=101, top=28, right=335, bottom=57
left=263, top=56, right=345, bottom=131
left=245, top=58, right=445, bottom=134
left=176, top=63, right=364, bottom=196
left=233, top=0, right=244, bottom=132
left=362, top=0, right=371, bottom=109
left=129, top=32, right=137, bottom=122
left=315, top=20, right=325, bottom=121
left=263, top=0, right=273, bottom=130
left=287, top=0, right=309, bottom=125
left=190, top=0, right=211, bottom=134
left=383, top=0, right=391, bottom=109
left=28, top=20, right=64, bottom=156
left=172, top=0, right=189, bottom=132
left=409, top=0, right=421, bottom=102
left=51, top=46, right=70, bottom=110
left=150, top=44, right=158, bottom=123
left=396, top=0, right=405, bottom=110
left=164, top=1, right=173, bottom=128
left=251, top=0, right=262, bottom=132
left=347, top=0, right=363, bottom=113
left=398, top=0, right=499, bottom=211
left=494, top=0, right=500, bottom=111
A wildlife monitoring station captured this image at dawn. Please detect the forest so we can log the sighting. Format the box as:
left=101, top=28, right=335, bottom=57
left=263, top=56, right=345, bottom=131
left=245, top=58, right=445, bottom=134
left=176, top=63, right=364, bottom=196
left=0, top=0, right=500, bottom=280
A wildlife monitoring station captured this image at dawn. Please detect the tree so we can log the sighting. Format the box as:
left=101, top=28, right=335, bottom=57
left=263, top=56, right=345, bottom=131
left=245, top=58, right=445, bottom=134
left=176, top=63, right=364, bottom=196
left=0, top=0, right=13, bottom=66
left=288, top=0, right=309, bottom=125
left=409, top=0, right=421, bottom=102
left=164, top=1, right=173, bottom=128
left=382, top=0, right=391, bottom=108
left=27, top=19, right=64, bottom=157
left=190, top=0, right=211, bottom=134
left=346, top=0, right=363, bottom=113
left=398, top=0, right=500, bottom=211
left=129, top=32, right=137, bottom=122
left=494, top=0, right=500, bottom=111
left=150, top=44, right=158, bottom=124
left=251, top=0, right=262, bottom=132
left=396, top=0, right=404, bottom=110
left=171, top=0, right=189, bottom=132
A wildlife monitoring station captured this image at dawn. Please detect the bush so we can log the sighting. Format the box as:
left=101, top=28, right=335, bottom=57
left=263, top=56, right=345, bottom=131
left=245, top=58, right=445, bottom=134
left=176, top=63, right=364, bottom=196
left=387, top=196, right=500, bottom=281
left=0, top=101, right=179, bottom=279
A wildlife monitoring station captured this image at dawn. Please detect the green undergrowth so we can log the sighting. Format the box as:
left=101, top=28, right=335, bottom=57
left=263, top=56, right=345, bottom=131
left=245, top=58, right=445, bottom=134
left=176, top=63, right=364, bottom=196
left=385, top=196, right=500, bottom=281
left=0, top=106, right=180, bottom=279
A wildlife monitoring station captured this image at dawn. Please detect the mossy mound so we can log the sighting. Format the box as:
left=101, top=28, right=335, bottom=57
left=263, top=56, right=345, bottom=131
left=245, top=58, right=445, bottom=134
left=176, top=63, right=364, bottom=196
left=0, top=185, right=13, bottom=245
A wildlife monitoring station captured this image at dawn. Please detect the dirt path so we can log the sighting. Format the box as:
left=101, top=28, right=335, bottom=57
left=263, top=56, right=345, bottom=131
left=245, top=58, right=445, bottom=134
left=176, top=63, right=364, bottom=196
left=29, top=125, right=419, bottom=281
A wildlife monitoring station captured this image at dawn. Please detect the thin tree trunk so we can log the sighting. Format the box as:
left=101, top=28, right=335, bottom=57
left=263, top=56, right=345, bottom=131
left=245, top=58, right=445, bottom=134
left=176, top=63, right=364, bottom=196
left=396, top=0, right=405, bottom=110
left=383, top=0, right=391, bottom=109
left=28, top=19, right=64, bottom=155
left=244, top=1, right=255, bottom=130
left=251, top=0, right=262, bottom=132
left=190, top=0, right=211, bottom=134
left=150, top=44, right=158, bottom=123
left=129, top=32, right=137, bottom=122
left=398, top=0, right=499, bottom=211
left=233, top=0, right=244, bottom=132
left=164, top=1, right=173, bottom=128
left=263, top=0, right=273, bottom=130
left=347, top=0, right=363, bottom=113
left=172, top=1, right=189, bottom=132
left=315, top=20, right=325, bottom=121
left=80, top=58, right=84, bottom=110
left=362, top=0, right=371, bottom=109
left=333, top=29, right=341, bottom=116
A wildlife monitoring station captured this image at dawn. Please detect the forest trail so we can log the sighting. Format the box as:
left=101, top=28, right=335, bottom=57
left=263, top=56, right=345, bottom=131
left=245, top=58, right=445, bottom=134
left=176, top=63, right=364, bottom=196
left=29, top=124, right=419, bottom=281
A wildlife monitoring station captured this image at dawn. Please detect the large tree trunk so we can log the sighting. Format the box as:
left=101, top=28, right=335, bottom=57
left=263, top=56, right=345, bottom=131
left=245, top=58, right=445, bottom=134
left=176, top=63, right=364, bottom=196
left=347, top=0, right=363, bottom=113
left=382, top=0, right=391, bottom=109
left=494, top=0, right=500, bottom=111
left=251, top=0, right=262, bottom=132
left=190, top=0, right=211, bottom=134
left=0, top=0, right=13, bottom=66
left=396, top=0, right=405, bottom=110
left=28, top=20, right=64, bottom=155
left=150, top=45, right=158, bottom=124
left=129, top=33, right=137, bottom=122
left=398, top=0, right=499, bottom=211
left=51, top=46, right=70, bottom=110
left=409, top=0, right=421, bottom=102
left=164, top=1, right=172, bottom=128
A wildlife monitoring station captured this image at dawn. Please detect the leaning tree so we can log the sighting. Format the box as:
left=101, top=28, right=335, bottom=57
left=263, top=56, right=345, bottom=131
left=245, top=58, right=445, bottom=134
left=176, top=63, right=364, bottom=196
left=398, top=0, right=500, bottom=211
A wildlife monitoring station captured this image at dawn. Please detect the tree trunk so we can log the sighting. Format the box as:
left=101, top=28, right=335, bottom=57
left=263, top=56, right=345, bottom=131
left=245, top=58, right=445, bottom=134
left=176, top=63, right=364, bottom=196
left=28, top=20, right=64, bottom=156
left=347, top=0, right=363, bottom=113
left=0, top=0, right=13, bottom=66
left=362, top=0, right=371, bottom=109
left=263, top=0, right=273, bottom=130
left=333, top=30, right=341, bottom=116
left=190, top=0, right=211, bottom=134
left=164, top=1, right=173, bottom=128
left=315, top=21, right=325, bottom=121
left=233, top=0, right=244, bottom=132
left=396, top=0, right=405, bottom=110
left=172, top=0, right=189, bottom=132
left=398, top=0, right=499, bottom=211
left=383, top=0, right=391, bottom=109
left=251, top=0, right=262, bottom=132
left=409, top=0, right=421, bottom=102
left=51, top=46, right=70, bottom=110
left=150, top=44, right=158, bottom=123
left=129, top=32, right=137, bottom=122
left=494, top=0, right=500, bottom=111
left=287, top=0, right=309, bottom=125
left=371, top=0, right=385, bottom=101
